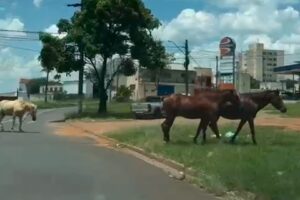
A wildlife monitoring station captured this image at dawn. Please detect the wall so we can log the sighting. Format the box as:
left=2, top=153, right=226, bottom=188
left=237, top=72, right=251, bottom=93
left=63, top=80, right=93, bottom=98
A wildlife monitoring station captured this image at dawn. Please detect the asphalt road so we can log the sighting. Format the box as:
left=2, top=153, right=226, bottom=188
left=0, top=108, right=217, bottom=200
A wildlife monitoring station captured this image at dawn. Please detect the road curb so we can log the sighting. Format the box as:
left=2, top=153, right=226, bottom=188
left=66, top=122, right=196, bottom=182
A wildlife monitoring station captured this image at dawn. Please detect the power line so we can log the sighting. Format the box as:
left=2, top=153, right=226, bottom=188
left=0, top=44, right=39, bottom=52
left=0, top=29, right=58, bottom=35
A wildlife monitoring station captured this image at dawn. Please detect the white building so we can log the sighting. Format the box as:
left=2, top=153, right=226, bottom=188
left=63, top=80, right=93, bottom=98
left=39, top=83, right=63, bottom=94
left=241, top=43, right=284, bottom=82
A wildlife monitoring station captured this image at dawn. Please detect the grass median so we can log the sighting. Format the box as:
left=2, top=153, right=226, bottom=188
left=107, top=123, right=300, bottom=200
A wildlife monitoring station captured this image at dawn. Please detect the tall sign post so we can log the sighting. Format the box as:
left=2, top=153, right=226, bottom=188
left=219, top=37, right=236, bottom=89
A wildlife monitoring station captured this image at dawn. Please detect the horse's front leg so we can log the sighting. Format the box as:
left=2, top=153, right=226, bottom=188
left=201, top=120, right=210, bottom=145
left=18, top=116, right=24, bottom=132
left=161, top=115, right=175, bottom=143
left=248, top=118, right=257, bottom=145
left=230, top=119, right=247, bottom=143
left=209, top=121, right=221, bottom=139
left=11, top=115, right=16, bottom=131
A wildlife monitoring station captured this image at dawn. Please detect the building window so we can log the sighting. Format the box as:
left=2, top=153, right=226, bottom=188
left=50, top=88, right=53, bottom=92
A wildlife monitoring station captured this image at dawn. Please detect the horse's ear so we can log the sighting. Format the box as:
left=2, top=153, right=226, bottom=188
left=275, top=89, right=280, bottom=95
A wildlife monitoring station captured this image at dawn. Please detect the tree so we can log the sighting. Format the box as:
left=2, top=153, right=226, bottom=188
left=59, top=0, right=168, bottom=114
left=39, top=33, right=61, bottom=102
left=115, top=85, right=133, bottom=102
left=39, top=33, right=81, bottom=102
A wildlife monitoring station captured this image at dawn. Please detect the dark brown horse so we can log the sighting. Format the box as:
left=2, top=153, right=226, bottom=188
left=209, top=90, right=287, bottom=144
left=161, top=89, right=240, bottom=144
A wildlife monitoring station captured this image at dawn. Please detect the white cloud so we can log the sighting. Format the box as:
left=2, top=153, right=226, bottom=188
left=33, top=0, right=43, bottom=8
left=44, top=24, right=67, bottom=38
left=0, top=48, right=43, bottom=93
left=0, top=17, right=25, bottom=36
left=155, top=2, right=300, bottom=67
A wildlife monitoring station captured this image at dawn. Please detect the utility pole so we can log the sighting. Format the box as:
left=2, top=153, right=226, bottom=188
left=184, top=39, right=190, bottom=96
left=216, top=56, right=219, bottom=88
left=168, top=40, right=189, bottom=95
left=67, top=1, right=84, bottom=114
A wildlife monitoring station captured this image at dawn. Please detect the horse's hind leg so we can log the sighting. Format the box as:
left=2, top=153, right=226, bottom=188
left=161, top=115, right=175, bottom=142
left=230, top=119, right=247, bottom=144
left=0, top=114, right=4, bottom=131
left=248, top=118, right=257, bottom=145
left=209, top=122, right=220, bottom=139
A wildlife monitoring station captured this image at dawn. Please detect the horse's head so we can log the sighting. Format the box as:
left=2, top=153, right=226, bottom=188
left=269, top=90, right=287, bottom=113
left=26, top=103, right=37, bottom=121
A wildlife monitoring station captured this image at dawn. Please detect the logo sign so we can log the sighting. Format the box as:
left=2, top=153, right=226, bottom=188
left=219, top=37, right=236, bottom=58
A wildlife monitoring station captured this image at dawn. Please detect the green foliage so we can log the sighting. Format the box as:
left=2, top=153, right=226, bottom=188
left=119, top=58, right=136, bottom=76
left=115, top=85, right=133, bottom=102
left=250, top=77, right=260, bottom=89
left=55, top=0, right=168, bottom=113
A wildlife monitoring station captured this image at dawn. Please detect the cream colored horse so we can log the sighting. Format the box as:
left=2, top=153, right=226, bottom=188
left=0, top=100, right=37, bottom=132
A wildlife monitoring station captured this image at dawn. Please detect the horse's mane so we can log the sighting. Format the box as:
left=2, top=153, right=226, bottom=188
left=241, top=90, right=278, bottom=98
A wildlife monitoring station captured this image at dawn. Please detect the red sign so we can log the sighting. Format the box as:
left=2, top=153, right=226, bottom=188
left=219, top=37, right=236, bottom=58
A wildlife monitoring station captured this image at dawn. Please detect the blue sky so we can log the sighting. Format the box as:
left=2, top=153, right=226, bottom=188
left=0, top=0, right=300, bottom=92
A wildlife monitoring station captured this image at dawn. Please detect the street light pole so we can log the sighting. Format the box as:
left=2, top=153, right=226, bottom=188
left=167, top=40, right=190, bottom=96
left=67, top=1, right=84, bottom=114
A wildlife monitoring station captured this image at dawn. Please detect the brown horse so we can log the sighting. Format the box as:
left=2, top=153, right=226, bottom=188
left=161, top=89, right=240, bottom=144
left=209, top=90, right=287, bottom=144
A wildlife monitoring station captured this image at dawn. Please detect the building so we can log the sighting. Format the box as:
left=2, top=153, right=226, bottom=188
left=241, top=43, right=284, bottom=82
left=124, top=67, right=215, bottom=100
left=194, top=67, right=212, bottom=90
left=237, top=72, right=251, bottom=93
left=63, top=79, right=93, bottom=98
left=39, top=82, right=63, bottom=94
left=126, top=68, right=197, bottom=100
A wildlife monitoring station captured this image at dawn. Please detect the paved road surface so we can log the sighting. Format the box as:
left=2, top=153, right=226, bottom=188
left=0, top=108, right=217, bottom=200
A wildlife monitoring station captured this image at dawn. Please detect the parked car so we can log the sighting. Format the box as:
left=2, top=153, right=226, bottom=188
left=131, top=96, right=165, bottom=119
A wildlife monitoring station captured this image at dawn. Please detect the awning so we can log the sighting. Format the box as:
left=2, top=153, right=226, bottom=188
left=274, top=64, right=300, bottom=74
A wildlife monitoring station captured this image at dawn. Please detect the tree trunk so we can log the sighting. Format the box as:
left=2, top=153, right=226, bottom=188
left=44, top=71, right=49, bottom=103
left=98, top=56, right=108, bottom=114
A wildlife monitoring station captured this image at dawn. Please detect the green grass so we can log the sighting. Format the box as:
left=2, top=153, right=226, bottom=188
left=264, top=102, right=300, bottom=118
left=66, top=101, right=133, bottom=120
left=108, top=124, right=300, bottom=200
left=33, top=100, right=78, bottom=109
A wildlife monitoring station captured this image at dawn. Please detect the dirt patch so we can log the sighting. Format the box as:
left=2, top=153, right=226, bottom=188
left=255, top=116, right=300, bottom=132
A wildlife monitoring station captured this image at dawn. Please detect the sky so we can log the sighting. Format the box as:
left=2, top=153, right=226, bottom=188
left=0, top=0, right=300, bottom=92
